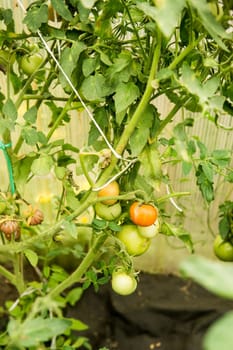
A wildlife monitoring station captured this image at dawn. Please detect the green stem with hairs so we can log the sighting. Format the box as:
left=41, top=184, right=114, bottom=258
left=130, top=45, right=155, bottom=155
left=48, top=232, right=108, bottom=298
left=0, top=265, right=16, bottom=286
left=94, top=31, right=162, bottom=185
left=157, top=191, right=191, bottom=204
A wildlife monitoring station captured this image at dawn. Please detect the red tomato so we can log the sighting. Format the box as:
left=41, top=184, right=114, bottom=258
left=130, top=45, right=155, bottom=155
left=129, top=202, right=158, bottom=227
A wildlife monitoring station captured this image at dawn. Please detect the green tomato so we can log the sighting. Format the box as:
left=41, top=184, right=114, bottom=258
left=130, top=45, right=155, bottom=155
left=117, top=224, right=150, bottom=256
left=213, top=235, right=233, bottom=262
left=20, top=53, right=43, bottom=75
left=95, top=201, right=122, bottom=221
left=137, top=219, right=160, bottom=238
left=111, top=270, right=137, bottom=296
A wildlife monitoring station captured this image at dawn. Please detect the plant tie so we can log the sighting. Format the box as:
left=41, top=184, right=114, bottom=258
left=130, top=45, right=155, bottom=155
left=0, top=141, right=15, bottom=195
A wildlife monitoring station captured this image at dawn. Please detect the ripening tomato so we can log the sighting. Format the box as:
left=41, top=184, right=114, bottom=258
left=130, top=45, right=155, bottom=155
left=95, top=202, right=122, bottom=221
left=97, top=181, right=120, bottom=205
left=20, top=53, right=43, bottom=75
left=213, top=235, right=233, bottom=262
left=129, top=202, right=158, bottom=227
left=117, top=224, right=150, bottom=256
left=111, top=270, right=137, bottom=296
left=137, top=219, right=160, bottom=238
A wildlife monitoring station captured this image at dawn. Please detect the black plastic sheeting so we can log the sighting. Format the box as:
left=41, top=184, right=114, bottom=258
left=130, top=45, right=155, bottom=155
left=67, top=273, right=233, bottom=350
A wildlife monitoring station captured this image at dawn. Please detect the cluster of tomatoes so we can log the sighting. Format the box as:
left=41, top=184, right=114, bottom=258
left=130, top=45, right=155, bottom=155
left=95, top=181, right=160, bottom=295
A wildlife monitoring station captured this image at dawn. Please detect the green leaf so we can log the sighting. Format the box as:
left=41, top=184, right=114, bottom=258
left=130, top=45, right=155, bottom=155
left=31, top=155, right=54, bottom=176
left=196, top=165, right=214, bottom=203
left=59, top=42, right=86, bottom=88
left=137, top=0, right=186, bottom=37
left=80, top=0, right=97, bottom=9
left=138, top=143, right=162, bottom=182
left=203, top=311, right=233, bottom=350
left=161, top=222, right=194, bottom=253
left=80, top=74, right=111, bottom=101
left=196, top=139, right=208, bottom=159
left=129, top=104, right=154, bottom=156
left=21, top=127, right=46, bottom=146
left=24, top=249, right=38, bottom=267
left=188, top=0, right=230, bottom=51
left=114, top=82, right=139, bottom=124
left=82, top=57, right=98, bottom=77
left=13, top=155, right=35, bottom=190
left=219, top=216, right=230, bottom=239
left=68, top=317, right=88, bottom=331
left=66, top=288, right=83, bottom=306
left=23, top=106, right=37, bottom=124
left=130, top=128, right=150, bottom=156
left=2, top=98, right=17, bottom=121
left=201, top=162, right=214, bottom=182
left=182, top=161, right=192, bottom=176
left=211, top=149, right=231, bottom=167
left=202, top=76, right=220, bottom=97
left=180, top=255, right=233, bottom=299
left=88, top=107, right=108, bottom=146
left=106, top=52, right=133, bottom=85
left=51, top=0, right=73, bottom=21
left=23, top=3, right=48, bottom=32
left=62, top=220, right=78, bottom=239
left=8, top=317, right=71, bottom=347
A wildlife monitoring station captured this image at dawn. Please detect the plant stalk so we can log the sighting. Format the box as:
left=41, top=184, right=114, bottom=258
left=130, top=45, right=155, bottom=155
left=48, top=232, right=108, bottom=298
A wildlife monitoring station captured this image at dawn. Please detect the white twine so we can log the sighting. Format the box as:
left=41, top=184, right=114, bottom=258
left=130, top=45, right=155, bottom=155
left=16, top=0, right=122, bottom=160
left=166, top=184, right=183, bottom=212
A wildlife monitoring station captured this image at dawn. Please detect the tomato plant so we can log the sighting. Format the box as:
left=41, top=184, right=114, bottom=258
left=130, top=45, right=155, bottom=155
left=129, top=202, right=158, bottom=227
left=117, top=225, right=151, bottom=256
left=0, top=0, right=232, bottom=348
left=111, top=270, right=137, bottom=296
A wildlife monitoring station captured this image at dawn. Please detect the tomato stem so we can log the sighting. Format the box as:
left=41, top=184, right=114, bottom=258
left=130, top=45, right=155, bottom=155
left=48, top=232, right=108, bottom=298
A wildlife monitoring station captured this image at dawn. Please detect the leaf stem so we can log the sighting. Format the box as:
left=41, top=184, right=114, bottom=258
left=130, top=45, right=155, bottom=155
left=157, top=191, right=191, bottom=204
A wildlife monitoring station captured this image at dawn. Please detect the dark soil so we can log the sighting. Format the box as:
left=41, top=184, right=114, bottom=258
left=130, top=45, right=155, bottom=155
left=1, top=271, right=233, bottom=350
left=67, top=273, right=233, bottom=350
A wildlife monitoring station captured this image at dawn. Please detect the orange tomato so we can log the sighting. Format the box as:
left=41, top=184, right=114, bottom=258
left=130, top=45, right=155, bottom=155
left=129, top=202, right=158, bottom=227
left=97, top=181, right=120, bottom=205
